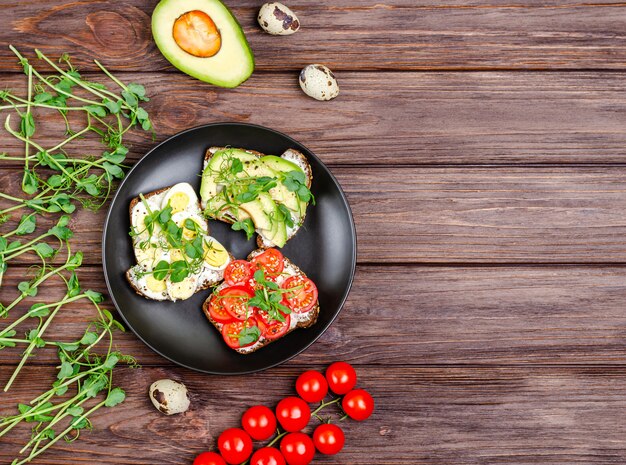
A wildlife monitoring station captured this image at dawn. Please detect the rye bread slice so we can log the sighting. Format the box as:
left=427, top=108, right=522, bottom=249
left=126, top=185, right=232, bottom=301
left=202, top=147, right=313, bottom=248
left=202, top=248, right=320, bottom=354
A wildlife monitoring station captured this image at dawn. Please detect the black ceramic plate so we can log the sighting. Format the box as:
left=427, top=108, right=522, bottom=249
left=102, top=123, right=356, bottom=374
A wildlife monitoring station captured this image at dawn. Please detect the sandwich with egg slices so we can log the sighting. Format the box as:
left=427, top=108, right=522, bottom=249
left=199, top=147, right=313, bottom=248
left=126, top=182, right=233, bottom=301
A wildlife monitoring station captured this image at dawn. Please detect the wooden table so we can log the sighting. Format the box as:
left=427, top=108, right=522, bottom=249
left=2, top=0, right=626, bottom=463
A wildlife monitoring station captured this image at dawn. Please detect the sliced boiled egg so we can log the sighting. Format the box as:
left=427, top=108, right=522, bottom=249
left=135, top=245, right=170, bottom=271
left=203, top=238, right=230, bottom=269
left=161, top=182, right=199, bottom=214
left=167, top=275, right=198, bottom=301
left=171, top=212, right=207, bottom=241
left=128, top=266, right=168, bottom=301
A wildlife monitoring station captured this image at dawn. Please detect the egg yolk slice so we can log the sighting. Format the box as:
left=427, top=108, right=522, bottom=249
left=203, top=239, right=229, bottom=267
left=146, top=275, right=167, bottom=292
left=168, top=192, right=190, bottom=213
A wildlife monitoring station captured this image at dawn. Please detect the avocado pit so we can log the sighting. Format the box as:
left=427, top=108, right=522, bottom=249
left=173, top=10, right=221, bottom=58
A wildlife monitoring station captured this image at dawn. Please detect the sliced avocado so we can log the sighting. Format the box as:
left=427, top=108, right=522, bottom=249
left=260, top=155, right=303, bottom=174
left=256, top=193, right=287, bottom=247
left=239, top=198, right=273, bottom=232
left=270, top=183, right=300, bottom=216
left=201, top=149, right=259, bottom=204
left=152, top=0, right=254, bottom=88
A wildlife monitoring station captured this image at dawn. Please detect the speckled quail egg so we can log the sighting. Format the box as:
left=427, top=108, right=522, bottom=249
left=149, top=379, right=190, bottom=415
left=258, top=2, right=300, bottom=35
left=161, top=182, right=200, bottom=214
left=299, top=64, right=339, bottom=101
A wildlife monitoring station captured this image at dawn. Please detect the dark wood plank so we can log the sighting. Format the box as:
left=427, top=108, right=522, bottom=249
left=3, top=166, right=626, bottom=264
left=3, top=0, right=626, bottom=72
left=2, top=265, right=626, bottom=366
left=2, top=71, right=626, bottom=165
left=2, top=366, right=626, bottom=464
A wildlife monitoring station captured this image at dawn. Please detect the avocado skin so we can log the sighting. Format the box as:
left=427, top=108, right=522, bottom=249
left=152, top=0, right=255, bottom=88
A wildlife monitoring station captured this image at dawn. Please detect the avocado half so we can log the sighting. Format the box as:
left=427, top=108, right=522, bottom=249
left=152, top=0, right=254, bottom=88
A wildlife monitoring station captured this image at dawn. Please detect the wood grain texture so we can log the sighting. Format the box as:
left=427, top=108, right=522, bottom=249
left=3, top=166, right=626, bottom=264
left=2, top=71, right=626, bottom=165
left=2, top=265, right=626, bottom=366
left=2, top=0, right=626, bottom=72
left=3, top=366, right=626, bottom=464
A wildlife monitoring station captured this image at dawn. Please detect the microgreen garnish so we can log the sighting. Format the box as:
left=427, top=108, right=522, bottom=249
left=0, top=46, right=153, bottom=221
left=248, top=269, right=292, bottom=323
left=231, top=218, right=255, bottom=240
left=229, top=325, right=262, bottom=347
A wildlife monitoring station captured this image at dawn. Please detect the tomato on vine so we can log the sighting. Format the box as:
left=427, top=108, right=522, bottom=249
left=325, top=361, right=357, bottom=395
left=275, top=397, right=311, bottom=432
left=280, top=432, right=315, bottom=465
left=193, top=451, right=227, bottom=465
left=295, top=370, right=328, bottom=403
left=313, top=424, right=345, bottom=455
left=250, top=447, right=286, bottom=465
left=242, top=405, right=277, bottom=441
left=217, top=428, right=253, bottom=464
left=342, top=389, right=374, bottom=421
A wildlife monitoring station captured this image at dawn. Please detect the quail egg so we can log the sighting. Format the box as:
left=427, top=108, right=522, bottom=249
left=149, top=379, right=190, bottom=415
left=299, top=64, right=339, bottom=101
left=161, top=182, right=199, bottom=213
left=258, top=2, right=300, bottom=35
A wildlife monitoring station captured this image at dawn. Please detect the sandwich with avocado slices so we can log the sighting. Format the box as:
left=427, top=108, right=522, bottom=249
left=200, top=147, right=314, bottom=248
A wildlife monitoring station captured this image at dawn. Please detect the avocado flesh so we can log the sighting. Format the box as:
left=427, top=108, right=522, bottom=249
left=260, top=155, right=303, bottom=174
left=260, top=155, right=308, bottom=218
left=256, top=193, right=287, bottom=247
left=152, top=0, right=254, bottom=88
left=201, top=149, right=260, bottom=205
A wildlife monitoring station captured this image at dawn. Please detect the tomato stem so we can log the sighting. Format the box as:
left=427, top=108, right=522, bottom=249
left=266, top=430, right=288, bottom=448
left=311, top=396, right=341, bottom=416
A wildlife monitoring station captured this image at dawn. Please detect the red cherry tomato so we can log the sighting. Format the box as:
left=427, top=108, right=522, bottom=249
left=325, top=362, right=357, bottom=395
left=281, top=276, right=317, bottom=313
left=217, top=428, right=253, bottom=465
left=250, top=447, right=286, bottom=465
left=242, top=405, right=277, bottom=441
left=193, top=451, right=227, bottom=465
left=312, top=424, right=345, bottom=455
left=220, top=286, right=254, bottom=321
left=222, top=317, right=262, bottom=349
left=342, top=389, right=374, bottom=421
left=224, top=260, right=253, bottom=286
left=280, top=432, right=315, bottom=465
left=251, top=248, right=284, bottom=277
left=275, top=397, right=311, bottom=432
left=257, top=310, right=291, bottom=341
left=296, top=371, right=328, bottom=403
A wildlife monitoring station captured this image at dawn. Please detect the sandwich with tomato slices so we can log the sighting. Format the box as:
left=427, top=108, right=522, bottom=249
left=202, top=248, right=319, bottom=354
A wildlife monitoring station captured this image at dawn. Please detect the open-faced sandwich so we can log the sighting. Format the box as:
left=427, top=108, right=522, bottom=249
left=126, top=182, right=232, bottom=301
left=203, top=248, right=319, bottom=354
left=199, top=147, right=314, bottom=248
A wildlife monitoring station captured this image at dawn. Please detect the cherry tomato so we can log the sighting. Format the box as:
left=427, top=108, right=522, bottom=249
left=257, top=311, right=291, bottom=341
left=312, top=424, right=345, bottom=455
left=208, top=294, right=235, bottom=323
left=220, top=286, right=254, bottom=321
left=295, top=371, right=328, bottom=403
left=342, top=389, right=374, bottom=421
left=250, top=447, right=286, bottom=465
left=222, top=317, right=262, bottom=349
left=275, top=397, right=311, bottom=432
left=224, top=260, right=253, bottom=286
left=217, top=428, right=253, bottom=465
left=193, top=451, right=227, bottom=465
left=242, top=405, right=277, bottom=441
left=281, top=276, right=317, bottom=313
left=325, top=362, right=357, bottom=395
left=280, top=432, right=315, bottom=465
left=251, top=248, right=284, bottom=277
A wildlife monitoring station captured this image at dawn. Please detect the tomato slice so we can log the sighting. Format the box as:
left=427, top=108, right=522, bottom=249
left=224, top=260, right=253, bottom=286
left=220, top=286, right=254, bottom=321
left=265, top=315, right=290, bottom=340
left=208, top=293, right=235, bottom=323
left=222, top=317, right=262, bottom=349
left=282, top=276, right=318, bottom=313
left=251, top=248, right=284, bottom=278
